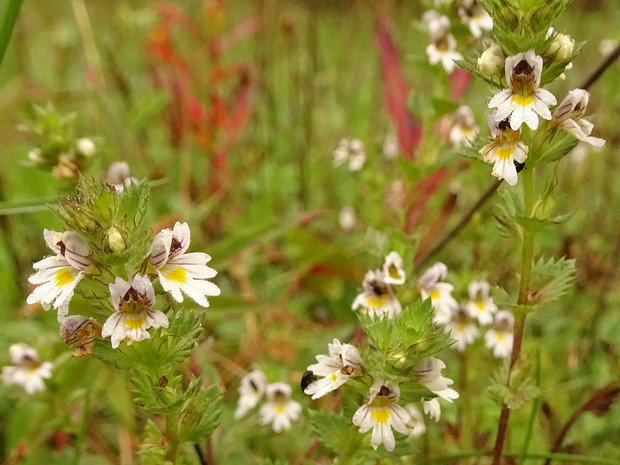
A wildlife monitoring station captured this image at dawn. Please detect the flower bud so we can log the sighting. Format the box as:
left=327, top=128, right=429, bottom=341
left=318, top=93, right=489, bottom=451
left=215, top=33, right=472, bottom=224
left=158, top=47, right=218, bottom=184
left=477, top=45, right=504, bottom=77
left=59, top=315, right=102, bottom=357
left=76, top=138, right=96, bottom=157
left=548, top=32, right=574, bottom=62
left=107, top=225, right=126, bottom=253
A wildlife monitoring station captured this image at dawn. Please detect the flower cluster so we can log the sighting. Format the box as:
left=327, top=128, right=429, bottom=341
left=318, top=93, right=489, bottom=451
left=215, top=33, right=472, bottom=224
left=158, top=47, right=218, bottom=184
left=352, top=252, right=405, bottom=320
left=418, top=263, right=514, bottom=359
left=333, top=138, right=366, bottom=171
left=27, top=221, right=220, bottom=349
left=1, top=344, right=52, bottom=394
left=235, top=371, right=301, bottom=433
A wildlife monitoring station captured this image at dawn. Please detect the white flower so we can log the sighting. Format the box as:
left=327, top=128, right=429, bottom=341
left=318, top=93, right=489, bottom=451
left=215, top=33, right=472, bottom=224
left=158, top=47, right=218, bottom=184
left=599, top=39, right=618, bottom=56
left=551, top=89, right=605, bottom=147
left=27, top=230, right=98, bottom=321
left=382, top=251, right=406, bottom=285
left=426, top=33, right=463, bottom=74
left=76, top=138, right=96, bottom=157
left=382, top=133, right=399, bottom=159
left=235, top=370, right=267, bottom=419
left=259, top=383, right=302, bottom=433
left=546, top=27, right=574, bottom=62
left=106, top=161, right=139, bottom=192
left=339, top=206, right=356, bottom=232
left=485, top=310, right=514, bottom=358
left=148, top=222, right=221, bottom=307
left=352, top=381, right=412, bottom=451
left=488, top=50, right=557, bottom=131
left=459, top=0, right=493, bottom=38
left=28, top=148, right=44, bottom=164
left=102, top=275, right=168, bottom=349
left=304, top=339, right=363, bottom=399
left=418, top=263, right=458, bottom=325
left=444, top=307, right=479, bottom=351
left=423, top=398, right=441, bottom=421
left=352, top=270, right=402, bottom=320
left=405, top=404, right=426, bottom=437
left=480, top=111, right=529, bottom=186
left=465, top=281, right=497, bottom=324
left=1, top=344, right=52, bottom=394
left=449, top=105, right=479, bottom=148
left=422, top=11, right=450, bottom=38
left=478, top=44, right=505, bottom=77
left=332, top=138, right=366, bottom=171
left=414, top=357, right=459, bottom=404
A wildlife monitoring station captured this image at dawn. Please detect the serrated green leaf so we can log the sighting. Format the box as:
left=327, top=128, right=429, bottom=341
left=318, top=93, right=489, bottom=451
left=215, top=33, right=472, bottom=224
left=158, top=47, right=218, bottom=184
left=138, top=420, right=170, bottom=465
left=178, top=384, right=223, bottom=443
left=528, top=256, right=576, bottom=305
left=309, top=409, right=361, bottom=455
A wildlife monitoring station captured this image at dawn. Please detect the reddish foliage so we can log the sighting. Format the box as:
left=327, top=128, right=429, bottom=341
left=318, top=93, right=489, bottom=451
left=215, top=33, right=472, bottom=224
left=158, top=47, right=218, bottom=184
left=449, top=68, right=473, bottom=101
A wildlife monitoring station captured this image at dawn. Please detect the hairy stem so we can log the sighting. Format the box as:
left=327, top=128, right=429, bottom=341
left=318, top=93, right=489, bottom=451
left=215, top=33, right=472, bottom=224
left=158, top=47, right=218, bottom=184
left=492, top=166, right=536, bottom=465
left=166, top=413, right=180, bottom=462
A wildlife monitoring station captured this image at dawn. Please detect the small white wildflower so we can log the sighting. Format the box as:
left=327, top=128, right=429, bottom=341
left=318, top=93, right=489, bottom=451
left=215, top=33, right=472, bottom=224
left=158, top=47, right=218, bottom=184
left=352, top=381, right=412, bottom=451
left=444, top=306, right=479, bottom=351
left=339, top=206, right=357, bottom=232
left=426, top=33, right=462, bottom=74
left=480, top=110, right=529, bottom=186
left=235, top=370, right=267, bottom=419
left=465, top=281, right=497, bottom=324
left=102, top=274, right=168, bottom=349
left=27, top=230, right=98, bottom=321
left=485, top=310, right=515, bottom=359
left=147, top=222, right=221, bottom=307
left=488, top=50, right=557, bottom=131
left=259, top=382, right=302, bottom=433
left=599, top=39, right=617, bottom=56
left=382, top=251, right=406, bottom=285
left=304, top=339, right=363, bottom=399
left=382, top=133, right=399, bottom=159
left=417, top=262, right=458, bottom=325
left=76, top=138, right=96, bottom=157
left=352, top=270, right=402, bottom=320
left=449, top=105, right=479, bottom=148
left=551, top=89, right=605, bottom=147
left=405, top=404, right=426, bottom=437
left=459, top=0, right=493, bottom=38
left=27, top=148, right=44, bottom=164
left=422, top=398, right=441, bottom=422
left=414, top=357, right=459, bottom=404
left=332, top=138, right=366, bottom=171
left=106, top=161, right=139, bottom=192
left=1, top=344, right=52, bottom=394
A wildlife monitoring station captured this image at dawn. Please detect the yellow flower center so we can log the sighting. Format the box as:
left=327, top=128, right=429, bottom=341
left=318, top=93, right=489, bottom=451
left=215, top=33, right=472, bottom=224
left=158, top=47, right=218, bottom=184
left=276, top=405, right=285, bottom=414
left=331, top=372, right=337, bottom=382
left=125, top=318, right=146, bottom=330
left=512, top=95, right=535, bottom=107
left=496, top=147, right=515, bottom=160
left=475, top=299, right=486, bottom=310
left=56, top=268, right=76, bottom=286
left=430, top=290, right=440, bottom=300
left=496, top=332, right=505, bottom=341
left=164, top=267, right=187, bottom=283
left=388, top=265, right=400, bottom=280
left=366, top=295, right=389, bottom=307
left=371, top=409, right=391, bottom=424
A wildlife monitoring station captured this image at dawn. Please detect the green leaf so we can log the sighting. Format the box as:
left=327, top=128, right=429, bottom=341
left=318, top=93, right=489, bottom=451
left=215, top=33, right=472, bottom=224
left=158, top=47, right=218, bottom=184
left=488, top=356, right=540, bottom=409
left=138, top=420, right=170, bottom=465
left=178, top=384, right=223, bottom=443
left=528, top=256, right=576, bottom=305
left=309, top=409, right=361, bottom=455
left=129, top=92, right=170, bottom=131
left=0, top=0, right=22, bottom=67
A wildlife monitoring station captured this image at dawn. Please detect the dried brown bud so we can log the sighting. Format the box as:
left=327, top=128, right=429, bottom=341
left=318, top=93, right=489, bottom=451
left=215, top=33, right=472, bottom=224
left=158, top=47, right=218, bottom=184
left=59, top=315, right=102, bottom=357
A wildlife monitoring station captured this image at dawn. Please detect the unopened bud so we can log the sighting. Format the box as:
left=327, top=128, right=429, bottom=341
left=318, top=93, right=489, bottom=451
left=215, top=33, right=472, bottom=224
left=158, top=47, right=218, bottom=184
left=477, top=45, right=504, bottom=77
left=76, top=138, right=96, bottom=157
left=107, top=226, right=126, bottom=253
left=548, top=32, right=574, bottom=62
left=59, top=315, right=102, bottom=357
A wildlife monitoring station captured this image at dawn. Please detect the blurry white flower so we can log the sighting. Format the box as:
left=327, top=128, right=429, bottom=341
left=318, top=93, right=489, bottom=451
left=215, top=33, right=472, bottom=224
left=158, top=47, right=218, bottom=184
left=418, top=262, right=458, bottom=325
left=427, top=34, right=462, bottom=74
left=422, top=398, right=441, bottom=421
left=27, top=230, right=98, bottom=321
left=449, top=106, right=479, bottom=148
left=332, top=138, right=366, bottom=171
left=405, top=404, right=426, bottom=437
left=352, top=269, right=402, bottom=320
left=76, top=138, right=96, bottom=157
left=414, top=357, right=459, bottom=404
left=382, top=251, right=405, bottom=285
left=459, top=0, right=493, bottom=38
left=478, top=44, right=505, bottom=77
left=465, top=281, right=497, bottom=324
left=339, top=206, right=356, bottom=232
left=235, top=370, right=267, bottom=419
left=422, top=11, right=449, bottom=38
left=382, top=133, right=399, bottom=159
left=551, top=89, right=605, bottom=147
left=485, top=310, right=514, bottom=358
left=102, top=274, right=168, bottom=349
left=303, top=339, right=363, bottom=399
left=106, top=161, right=139, bottom=192
left=27, top=148, right=44, bottom=164
left=480, top=110, right=529, bottom=186
left=489, top=50, right=557, bottom=131
left=352, top=381, right=412, bottom=451
left=444, top=307, right=479, bottom=351
left=259, top=382, right=302, bottom=433
left=148, top=222, right=221, bottom=307
left=599, top=39, right=618, bottom=56
left=1, top=344, right=52, bottom=394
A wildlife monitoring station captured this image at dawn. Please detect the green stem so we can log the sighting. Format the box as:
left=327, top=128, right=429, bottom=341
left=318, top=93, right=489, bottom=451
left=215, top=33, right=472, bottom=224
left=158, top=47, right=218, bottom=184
left=73, top=388, right=92, bottom=465
left=520, top=349, right=542, bottom=464
left=492, top=166, right=536, bottom=465
left=0, top=0, right=22, bottom=67
left=165, top=413, right=180, bottom=462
